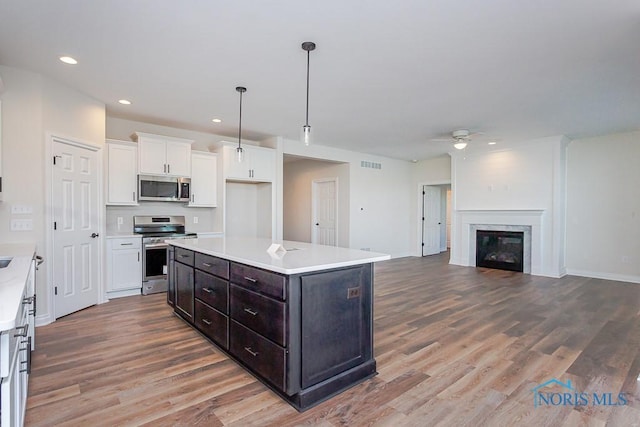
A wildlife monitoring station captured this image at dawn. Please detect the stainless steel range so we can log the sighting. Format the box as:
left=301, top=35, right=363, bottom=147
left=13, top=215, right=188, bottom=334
left=134, top=215, right=197, bottom=295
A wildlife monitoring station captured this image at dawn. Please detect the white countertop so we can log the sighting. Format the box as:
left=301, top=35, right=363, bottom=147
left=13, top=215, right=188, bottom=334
left=168, top=237, right=390, bottom=275
left=0, top=243, right=36, bottom=331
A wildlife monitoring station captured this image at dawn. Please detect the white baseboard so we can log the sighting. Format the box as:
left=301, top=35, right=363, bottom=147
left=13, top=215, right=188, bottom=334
left=565, top=269, right=640, bottom=284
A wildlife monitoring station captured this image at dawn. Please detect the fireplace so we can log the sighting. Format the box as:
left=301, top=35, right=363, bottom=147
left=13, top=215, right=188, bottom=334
left=476, top=230, right=524, bottom=272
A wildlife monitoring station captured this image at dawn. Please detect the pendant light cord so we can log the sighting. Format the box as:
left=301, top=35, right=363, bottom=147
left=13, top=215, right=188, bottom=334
left=238, top=90, right=243, bottom=149
left=305, top=49, right=310, bottom=126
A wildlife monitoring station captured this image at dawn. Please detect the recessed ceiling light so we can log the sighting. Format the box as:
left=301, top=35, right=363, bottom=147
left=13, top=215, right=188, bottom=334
left=488, top=141, right=497, bottom=145
left=59, top=56, right=77, bottom=65
left=212, top=118, right=222, bottom=123
left=118, top=99, right=131, bottom=105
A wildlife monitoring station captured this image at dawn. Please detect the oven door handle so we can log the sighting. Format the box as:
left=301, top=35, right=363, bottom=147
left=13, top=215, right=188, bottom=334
left=144, top=242, right=169, bottom=249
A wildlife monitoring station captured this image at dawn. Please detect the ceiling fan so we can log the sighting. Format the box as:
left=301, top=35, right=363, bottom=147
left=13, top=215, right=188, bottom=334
left=431, top=129, right=483, bottom=150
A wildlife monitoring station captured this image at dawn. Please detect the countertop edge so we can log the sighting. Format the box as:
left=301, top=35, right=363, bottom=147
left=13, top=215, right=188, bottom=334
left=168, top=239, right=390, bottom=275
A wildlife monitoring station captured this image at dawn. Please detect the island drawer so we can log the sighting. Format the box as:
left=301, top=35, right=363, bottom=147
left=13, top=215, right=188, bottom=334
left=195, top=253, right=229, bottom=279
left=230, top=263, right=286, bottom=300
left=175, top=248, right=195, bottom=266
left=230, top=285, right=286, bottom=347
left=195, top=300, right=228, bottom=349
left=195, top=270, right=228, bottom=313
left=230, top=320, right=286, bottom=391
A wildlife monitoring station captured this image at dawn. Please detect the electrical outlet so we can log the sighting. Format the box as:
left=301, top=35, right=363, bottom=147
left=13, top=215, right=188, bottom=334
left=193, top=216, right=199, bottom=224
left=11, top=219, right=33, bottom=231
left=117, top=217, right=123, bottom=225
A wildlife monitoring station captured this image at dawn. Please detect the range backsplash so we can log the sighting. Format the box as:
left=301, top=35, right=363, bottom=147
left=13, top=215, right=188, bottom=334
left=106, top=202, right=220, bottom=235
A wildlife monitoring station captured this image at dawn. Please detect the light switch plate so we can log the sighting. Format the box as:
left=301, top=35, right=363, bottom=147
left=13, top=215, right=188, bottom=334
left=11, top=204, right=33, bottom=214
left=11, top=219, right=33, bottom=231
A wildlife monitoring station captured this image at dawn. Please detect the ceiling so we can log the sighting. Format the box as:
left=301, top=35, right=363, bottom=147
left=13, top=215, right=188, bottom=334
left=1, top=1, right=639, bottom=161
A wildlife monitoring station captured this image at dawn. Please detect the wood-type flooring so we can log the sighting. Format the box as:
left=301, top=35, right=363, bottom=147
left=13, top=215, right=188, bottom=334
left=25, top=253, right=640, bottom=426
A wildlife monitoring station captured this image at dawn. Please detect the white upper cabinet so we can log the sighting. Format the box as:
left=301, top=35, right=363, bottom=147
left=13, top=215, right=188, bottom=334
left=189, top=151, right=217, bottom=207
left=222, top=144, right=275, bottom=182
left=136, top=132, right=193, bottom=177
left=106, top=140, right=138, bottom=205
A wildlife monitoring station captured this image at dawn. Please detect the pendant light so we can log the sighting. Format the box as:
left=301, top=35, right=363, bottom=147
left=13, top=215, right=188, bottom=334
left=301, top=41, right=316, bottom=146
left=236, top=86, right=246, bottom=163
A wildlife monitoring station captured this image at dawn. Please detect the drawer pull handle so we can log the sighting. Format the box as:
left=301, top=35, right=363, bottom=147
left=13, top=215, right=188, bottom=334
left=120, top=242, right=133, bottom=246
left=14, top=324, right=28, bottom=338
left=202, top=318, right=212, bottom=325
left=244, top=308, right=258, bottom=316
left=179, top=254, right=190, bottom=258
left=244, top=276, right=258, bottom=283
left=244, top=347, right=259, bottom=357
left=202, top=262, right=213, bottom=267
left=202, top=287, right=213, bottom=294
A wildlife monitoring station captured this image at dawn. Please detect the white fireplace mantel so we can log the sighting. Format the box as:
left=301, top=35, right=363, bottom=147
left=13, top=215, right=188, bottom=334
left=453, top=209, right=546, bottom=275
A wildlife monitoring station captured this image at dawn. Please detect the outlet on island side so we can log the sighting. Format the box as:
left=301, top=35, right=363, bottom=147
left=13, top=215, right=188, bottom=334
left=193, top=216, right=198, bottom=224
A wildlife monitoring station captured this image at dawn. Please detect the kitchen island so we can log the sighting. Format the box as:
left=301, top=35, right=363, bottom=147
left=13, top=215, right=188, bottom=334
left=167, top=237, right=389, bottom=411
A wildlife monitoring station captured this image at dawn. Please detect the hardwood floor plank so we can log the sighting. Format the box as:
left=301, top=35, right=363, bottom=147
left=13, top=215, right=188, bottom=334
left=25, top=253, right=640, bottom=426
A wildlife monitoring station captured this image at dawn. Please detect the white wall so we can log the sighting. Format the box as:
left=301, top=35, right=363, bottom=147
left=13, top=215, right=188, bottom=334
left=225, top=181, right=272, bottom=238
left=410, top=156, right=452, bottom=255
left=283, top=158, right=350, bottom=247
left=566, top=131, right=640, bottom=283
left=280, top=139, right=413, bottom=257
left=0, top=65, right=106, bottom=323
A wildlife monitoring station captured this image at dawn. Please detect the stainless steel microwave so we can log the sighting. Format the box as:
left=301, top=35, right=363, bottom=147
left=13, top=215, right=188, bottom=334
left=138, top=175, right=190, bottom=202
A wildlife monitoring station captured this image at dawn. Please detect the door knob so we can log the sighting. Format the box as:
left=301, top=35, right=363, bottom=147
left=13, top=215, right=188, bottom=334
left=315, top=223, right=319, bottom=226
left=90, top=233, right=100, bottom=238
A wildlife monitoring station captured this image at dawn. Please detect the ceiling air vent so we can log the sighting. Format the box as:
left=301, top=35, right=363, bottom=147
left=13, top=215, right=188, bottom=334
left=360, top=160, right=382, bottom=170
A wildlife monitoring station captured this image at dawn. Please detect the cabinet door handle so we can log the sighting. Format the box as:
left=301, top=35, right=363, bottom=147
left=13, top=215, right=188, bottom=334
left=202, top=318, right=212, bottom=325
left=167, top=164, right=171, bottom=174
left=244, top=276, right=257, bottom=283
left=244, top=307, right=258, bottom=316
left=244, top=347, right=259, bottom=357
left=202, top=287, right=213, bottom=294
left=133, top=191, right=136, bottom=201
left=138, top=252, right=140, bottom=262
left=14, top=324, right=28, bottom=338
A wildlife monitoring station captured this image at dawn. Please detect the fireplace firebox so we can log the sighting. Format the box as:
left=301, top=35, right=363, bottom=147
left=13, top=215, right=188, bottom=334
left=476, top=230, right=524, bottom=272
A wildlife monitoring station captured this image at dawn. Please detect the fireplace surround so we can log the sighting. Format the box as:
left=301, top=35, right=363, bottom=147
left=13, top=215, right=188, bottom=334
left=453, top=210, right=545, bottom=275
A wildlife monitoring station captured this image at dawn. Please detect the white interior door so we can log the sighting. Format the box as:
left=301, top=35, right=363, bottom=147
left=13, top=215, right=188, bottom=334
left=312, top=179, right=337, bottom=246
left=52, top=140, right=100, bottom=318
left=422, top=185, right=441, bottom=256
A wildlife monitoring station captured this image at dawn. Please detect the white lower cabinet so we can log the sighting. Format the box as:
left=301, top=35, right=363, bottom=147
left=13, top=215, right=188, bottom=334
left=1, top=257, right=35, bottom=427
left=106, top=237, right=142, bottom=298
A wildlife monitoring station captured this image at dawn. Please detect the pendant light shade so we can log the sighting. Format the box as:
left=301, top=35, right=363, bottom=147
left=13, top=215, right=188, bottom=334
left=236, top=86, right=246, bottom=163
left=301, top=41, right=316, bottom=146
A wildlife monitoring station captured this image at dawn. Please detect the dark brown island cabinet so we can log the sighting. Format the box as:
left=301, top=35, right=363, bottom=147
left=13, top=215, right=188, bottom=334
left=166, top=237, right=389, bottom=411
